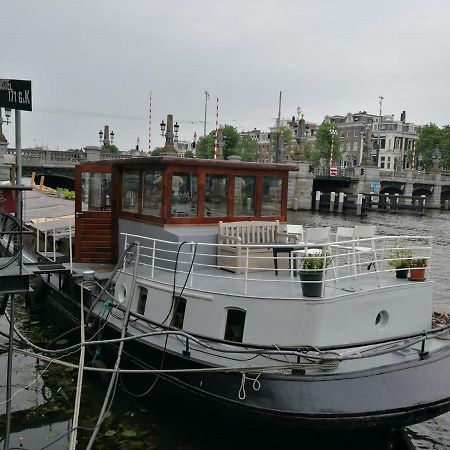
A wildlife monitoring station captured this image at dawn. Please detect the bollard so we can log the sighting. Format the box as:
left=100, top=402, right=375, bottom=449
left=338, top=192, right=345, bottom=213
left=247, top=197, right=252, bottom=210
left=394, top=193, right=399, bottom=211
left=446, top=199, right=449, bottom=210
left=420, top=195, right=426, bottom=212
left=330, top=192, right=336, bottom=212
left=293, top=197, right=298, bottom=211
left=315, top=191, right=321, bottom=211
left=385, top=193, right=390, bottom=211
left=356, top=193, right=363, bottom=216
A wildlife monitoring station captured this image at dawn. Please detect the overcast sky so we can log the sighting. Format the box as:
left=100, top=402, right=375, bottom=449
left=2, top=0, right=450, bottom=151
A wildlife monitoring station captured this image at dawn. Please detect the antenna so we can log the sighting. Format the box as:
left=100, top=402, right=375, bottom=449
left=204, top=91, right=209, bottom=137
left=148, top=91, right=152, bottom=153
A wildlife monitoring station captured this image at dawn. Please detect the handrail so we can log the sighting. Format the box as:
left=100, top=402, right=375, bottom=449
left=119, top=232, right=433, bottom=300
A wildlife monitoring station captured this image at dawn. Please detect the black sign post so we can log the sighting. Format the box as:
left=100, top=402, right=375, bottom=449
left=0, top=79, right=32, bottom=111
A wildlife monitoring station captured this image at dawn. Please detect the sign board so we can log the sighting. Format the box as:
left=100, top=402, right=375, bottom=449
left=329, top=166, right=338, bottom=177
left=370, top=182, right=380, bottom=189
left=0, top=79, right=32, bottom=111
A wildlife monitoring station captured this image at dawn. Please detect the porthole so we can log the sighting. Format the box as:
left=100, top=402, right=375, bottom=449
left=118, top=284, right=127, bottom=303
left=375, top=310, right=388, bottom=328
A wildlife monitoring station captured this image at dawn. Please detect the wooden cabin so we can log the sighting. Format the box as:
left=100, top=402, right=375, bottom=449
left=74, top=157, right=297, bottom=263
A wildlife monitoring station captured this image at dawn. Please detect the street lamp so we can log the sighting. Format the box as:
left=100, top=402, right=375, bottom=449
left=432, top=148, right=441, bottom=172
left=4, top=108, right=11, bottom=125
left=98, top=126, right=114, bottom=148
left=160, top=120, right=166, bottom=137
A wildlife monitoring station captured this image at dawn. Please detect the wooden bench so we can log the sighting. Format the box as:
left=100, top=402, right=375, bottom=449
left=217, top=220, right=279, bottom=274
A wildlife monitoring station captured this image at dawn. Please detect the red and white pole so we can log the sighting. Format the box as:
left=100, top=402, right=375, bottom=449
left=148, top=91, right=152, bottom=153
left=214, top=97, right=219, bottom=160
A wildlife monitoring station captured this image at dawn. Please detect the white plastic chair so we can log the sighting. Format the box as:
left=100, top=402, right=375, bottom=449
left=354, top=225, right=378, bottom=273
left=333, top=226, right=357, bottom=277
left=291, top=227, right=332, bottom=278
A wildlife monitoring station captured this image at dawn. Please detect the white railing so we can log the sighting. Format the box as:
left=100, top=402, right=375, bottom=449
left=120, top=232, right=433, bottom=299
left=35, top=216, right=74, bottom=272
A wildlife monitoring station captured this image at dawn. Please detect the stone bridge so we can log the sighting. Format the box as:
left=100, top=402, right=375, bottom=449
left=1, top=146, right=131, bottom=189
left=288, top=163, right=450, bottom=210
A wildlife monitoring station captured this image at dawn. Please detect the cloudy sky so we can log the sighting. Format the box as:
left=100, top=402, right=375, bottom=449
left=2, top=0, right=450, bottom=151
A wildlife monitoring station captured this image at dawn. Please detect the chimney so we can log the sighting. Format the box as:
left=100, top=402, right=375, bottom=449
left=400, top=111, right=406, bottom=123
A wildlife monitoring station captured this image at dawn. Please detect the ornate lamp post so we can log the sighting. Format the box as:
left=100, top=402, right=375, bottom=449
left=98, top=126, right=114, bottom=150
left=160, top=114, right=179, bottom=154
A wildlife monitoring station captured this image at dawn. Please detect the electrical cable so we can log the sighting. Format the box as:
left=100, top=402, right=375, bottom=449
left=85, top=242, right=140, bottom=450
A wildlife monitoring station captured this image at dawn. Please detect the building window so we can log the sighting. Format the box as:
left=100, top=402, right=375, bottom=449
left=224, top=308, right=246, bottom=342
left=172, top=296, right=187, bottom=329
left=234, top=176, right=256, bottom=216
left=171, top=173, right=198, bottom=217
left=380, top=137, right=386, bottom=149
left=137, top=286, right=148, bottom=315
left=205, top=174, right=229, bottom=217
left=122, top=171, right=140, bottom=213
left=261, top=176, right=282, bottom=216
left=380, top=156, right=385, bottom=169
left=142, top=170, right=162, bottom=216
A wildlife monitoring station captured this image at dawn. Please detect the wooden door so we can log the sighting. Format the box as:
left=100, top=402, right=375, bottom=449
left=75, top=166, right=113, bottom=263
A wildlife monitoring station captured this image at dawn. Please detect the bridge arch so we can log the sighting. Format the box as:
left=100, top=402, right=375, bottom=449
left=379, top=186, right=403, bottom=196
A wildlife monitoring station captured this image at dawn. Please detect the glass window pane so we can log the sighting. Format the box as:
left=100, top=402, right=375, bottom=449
left=172, top=297, right=186, bottom=329
left=205, top=174, right=229, bottom=217
left=143, top=170, right=162, bottom=216
left=122, top=171, right=140, bottom=213
left=171, top=173, right=198, bottom=217
left=81, top=172, right=111, bottom=212
left=261, top=176, right=282, bottom=216
left=224, top=309, right=246, bottom=342
left=234, top=176, right=256, bottom=217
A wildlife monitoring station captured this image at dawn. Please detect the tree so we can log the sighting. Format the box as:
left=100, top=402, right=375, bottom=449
left=151, top=147, right=164, bottom=156
left=107, top=144, right=119, bottom=154
left=195, top=134, right=214, bottom=159
left=235, top=135, right=259, bottom=161
left=304, top=141, right=322, bottom=165
left=416, top=123, right=443, bottom=169
left=315, top=122, right=342, bottom=165
left=184, top=150, right=195, bottom=158
left=222, top=125, right=240, bottom=160
left=269, top=127, right=293, bottom=161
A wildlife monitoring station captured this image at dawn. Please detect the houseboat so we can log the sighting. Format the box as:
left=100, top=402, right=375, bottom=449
left=37, top=156, right=450, bottom=430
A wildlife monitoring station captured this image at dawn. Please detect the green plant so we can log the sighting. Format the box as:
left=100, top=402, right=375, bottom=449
left=410, top=258, right=428, bottom=268
left=388, top=248, right=413, bottom=269
left=56, top=188, right=75, bottom=200
left=300, top=251, right=332, bottom=272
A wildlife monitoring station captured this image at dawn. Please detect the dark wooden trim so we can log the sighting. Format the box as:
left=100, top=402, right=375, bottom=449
left=255, top=176, right=263, bottom=218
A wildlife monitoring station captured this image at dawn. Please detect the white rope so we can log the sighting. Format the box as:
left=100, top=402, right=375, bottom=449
left=69, top=283, right=87, bottom=450
left=238, top=372, right=262, bottom=400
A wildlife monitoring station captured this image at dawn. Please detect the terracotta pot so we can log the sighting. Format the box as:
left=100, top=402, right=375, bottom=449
left=409, top=267, right=426, bottom=282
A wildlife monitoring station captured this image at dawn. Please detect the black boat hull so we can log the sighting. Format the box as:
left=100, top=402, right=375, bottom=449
left=38, top=278, right=450, bottom=431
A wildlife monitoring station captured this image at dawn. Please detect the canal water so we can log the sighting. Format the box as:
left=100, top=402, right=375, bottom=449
left=0, top=209, right=449, bottom=449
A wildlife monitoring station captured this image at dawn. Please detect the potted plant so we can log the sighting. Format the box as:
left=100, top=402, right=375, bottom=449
left=388, top=248, right=413, bottom=279
left=299, top=251, right=332, bottom=297
left=409, top=258, right=428, bottom=282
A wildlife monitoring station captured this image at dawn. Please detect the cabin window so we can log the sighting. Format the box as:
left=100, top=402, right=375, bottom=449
left=81, top=172, right=111, bottom=212
left=142, top=170, right=162, bottom=216
left=172, top=296, right=187, bottom=329
left=122, top=171, right=140, bottom=213
left=261, top=176, right=282, bottom=216
left=205, top=174, right=229, bottom=217
left=224, top=308, right=246, bottom=342
left=171, top=173, right=198, bottom=217
left=234, top=176, right=256, bottom=216
left=137, top=286, right=148, bottom=315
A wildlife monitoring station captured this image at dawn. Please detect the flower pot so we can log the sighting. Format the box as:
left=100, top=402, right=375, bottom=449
left=395, top=269, right=408, bottom=279
left=299, top=271, right=324, bottom=297
left=409, top=267, right=426, bottom=282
